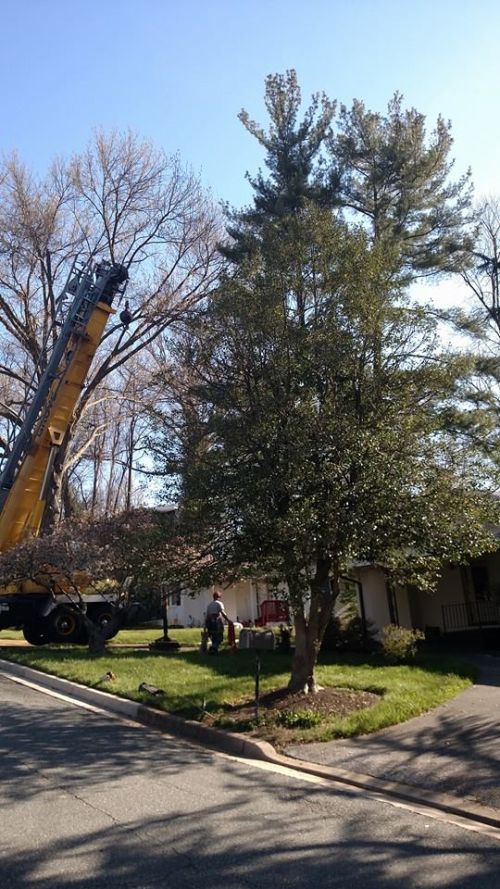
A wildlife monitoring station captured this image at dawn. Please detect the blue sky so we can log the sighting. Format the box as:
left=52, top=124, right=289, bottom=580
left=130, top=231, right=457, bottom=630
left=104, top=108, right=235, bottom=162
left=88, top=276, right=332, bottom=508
left=1, top=0, right=499, bottom=213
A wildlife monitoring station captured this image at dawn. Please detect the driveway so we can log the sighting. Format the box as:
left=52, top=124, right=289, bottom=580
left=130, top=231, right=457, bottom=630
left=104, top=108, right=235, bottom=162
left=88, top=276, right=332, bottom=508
left=286, top=655, right=500, bottom=810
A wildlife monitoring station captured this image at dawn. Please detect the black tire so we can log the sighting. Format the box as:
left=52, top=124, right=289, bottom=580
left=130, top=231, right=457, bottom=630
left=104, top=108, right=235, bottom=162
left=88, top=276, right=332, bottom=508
left=47, top=607, right=82, bottom=643
left=89, top=604, right=120, bottom=640
left=22, top=622, right=49, bottom=646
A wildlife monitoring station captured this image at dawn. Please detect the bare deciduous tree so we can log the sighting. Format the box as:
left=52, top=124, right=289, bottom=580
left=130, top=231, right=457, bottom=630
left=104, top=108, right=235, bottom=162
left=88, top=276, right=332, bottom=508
left=461, top=199, right=500, bottom=342
left=0, top=130, right=222, bottom=520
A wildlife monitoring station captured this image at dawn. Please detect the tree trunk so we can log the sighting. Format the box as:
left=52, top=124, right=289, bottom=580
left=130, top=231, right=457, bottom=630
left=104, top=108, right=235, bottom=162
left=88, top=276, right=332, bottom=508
left=105, top=424, right=121, bottom=515
left=288, top=560, right=339, bottom=693
left=41, top=437, right=70, bottom=531
left=125, top=416, right=137, bottom=511
left=289, top=611, right=320, bottom=693
left=61, top=473, right=74, bottom=521
left=81, top=608, right=122, bottom=656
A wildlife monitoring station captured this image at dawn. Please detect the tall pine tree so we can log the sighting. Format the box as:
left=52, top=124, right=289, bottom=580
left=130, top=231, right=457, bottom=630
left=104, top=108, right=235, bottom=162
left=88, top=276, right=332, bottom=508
left=333, top=94, right=474, bottom=275
left=224, top=70, right=337, bottom=259
left=154, top=74, right=496, bottom=692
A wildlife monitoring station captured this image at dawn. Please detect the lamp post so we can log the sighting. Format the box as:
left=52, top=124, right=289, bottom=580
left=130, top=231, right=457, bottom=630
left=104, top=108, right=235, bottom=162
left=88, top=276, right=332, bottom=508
left=149, top=586, right=180, bottom=652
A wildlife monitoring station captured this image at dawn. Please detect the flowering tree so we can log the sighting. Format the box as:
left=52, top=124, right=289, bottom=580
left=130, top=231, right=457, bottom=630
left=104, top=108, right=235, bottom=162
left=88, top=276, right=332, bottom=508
left=0, top=509, right=176, bottom=653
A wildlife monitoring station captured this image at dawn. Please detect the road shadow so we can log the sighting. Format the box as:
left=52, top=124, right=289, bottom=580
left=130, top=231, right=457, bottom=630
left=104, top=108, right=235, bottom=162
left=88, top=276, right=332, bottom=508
left=2, top=775, right=500, bottom=888
left=0, top=683, right=212, bottom=805
left=2, top=675, right=500, bottom=888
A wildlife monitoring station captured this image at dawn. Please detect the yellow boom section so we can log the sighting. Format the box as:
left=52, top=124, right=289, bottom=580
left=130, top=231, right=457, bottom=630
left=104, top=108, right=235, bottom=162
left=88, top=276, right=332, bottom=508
left=0, top=300, right=114, bottom=551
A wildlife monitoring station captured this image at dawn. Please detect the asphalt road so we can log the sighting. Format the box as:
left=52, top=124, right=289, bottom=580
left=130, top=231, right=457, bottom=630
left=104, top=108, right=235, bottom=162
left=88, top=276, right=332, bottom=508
left=1, top=675, right=500, bottom=889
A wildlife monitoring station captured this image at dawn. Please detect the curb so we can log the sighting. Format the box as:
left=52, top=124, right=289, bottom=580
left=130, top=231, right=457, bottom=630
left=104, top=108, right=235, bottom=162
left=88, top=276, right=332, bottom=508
left=0, top=658, right=274, bottom=762
left=2, top=657, right=500, bottom=832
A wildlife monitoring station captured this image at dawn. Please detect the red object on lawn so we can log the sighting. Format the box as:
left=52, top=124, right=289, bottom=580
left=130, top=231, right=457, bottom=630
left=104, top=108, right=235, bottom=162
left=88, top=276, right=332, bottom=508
left=259, top=600, right=290, bottom=625
left=227, top=621, right=237, bottom=652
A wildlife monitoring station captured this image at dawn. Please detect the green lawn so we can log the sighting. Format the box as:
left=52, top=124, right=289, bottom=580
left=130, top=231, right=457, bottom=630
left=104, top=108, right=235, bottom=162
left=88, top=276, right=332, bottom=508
left=0, top=627, right=202, bottom=646
left=0, top=636, right=477, bottom=742
left=0, top=629, right=24, bottom=640
left=116, top=627, right=202, bottom=647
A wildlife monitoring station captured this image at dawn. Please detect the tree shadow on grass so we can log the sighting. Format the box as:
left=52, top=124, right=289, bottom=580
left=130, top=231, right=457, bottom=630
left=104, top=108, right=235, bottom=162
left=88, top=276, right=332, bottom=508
left=318, top=650, right=478, bottom=681
left=2, top=644, right=292, bottom=679
left=2, top=641, right=480, bottom=684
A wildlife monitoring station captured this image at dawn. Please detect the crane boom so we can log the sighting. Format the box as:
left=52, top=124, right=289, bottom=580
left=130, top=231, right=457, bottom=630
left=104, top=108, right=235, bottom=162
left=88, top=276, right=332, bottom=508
left=0, top=259, right=128, bottom=551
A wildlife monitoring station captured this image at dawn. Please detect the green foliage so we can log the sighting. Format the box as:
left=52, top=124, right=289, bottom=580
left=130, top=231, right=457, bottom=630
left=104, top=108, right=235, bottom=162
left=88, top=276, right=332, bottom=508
left=442, top=199, right=500, bottom=472
left=158, top=204, right=498, bottom=596
left=380, top=625, right=425, bottom=663
left=277, top=709, right=322, bottom=728
left=228, top=71, right=473, bottom=277
left=333, top=94, right=474, bottom=275
left=152, top=71, right=497, bottom=692
left=224, top=70, right=337, bottom=259
left=321, top=614, right=377, bottom=653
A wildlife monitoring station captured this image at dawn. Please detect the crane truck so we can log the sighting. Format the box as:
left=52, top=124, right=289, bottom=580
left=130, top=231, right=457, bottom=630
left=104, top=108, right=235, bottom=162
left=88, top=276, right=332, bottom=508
left=0, top=259, right=130, bottom=645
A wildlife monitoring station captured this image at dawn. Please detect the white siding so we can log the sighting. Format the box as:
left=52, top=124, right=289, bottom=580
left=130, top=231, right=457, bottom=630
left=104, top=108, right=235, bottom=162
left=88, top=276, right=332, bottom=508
left=167, top=580, right=262, bottom=627
left=356, top=567, right=391, bottom=636
left=355, top=563, right=467, bottom=634
left=414, top=565, right=465, bottom=630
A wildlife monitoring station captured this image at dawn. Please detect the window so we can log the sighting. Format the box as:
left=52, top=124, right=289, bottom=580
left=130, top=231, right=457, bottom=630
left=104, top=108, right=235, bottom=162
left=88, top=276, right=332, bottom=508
left=170, top=586, right=182, bottom=607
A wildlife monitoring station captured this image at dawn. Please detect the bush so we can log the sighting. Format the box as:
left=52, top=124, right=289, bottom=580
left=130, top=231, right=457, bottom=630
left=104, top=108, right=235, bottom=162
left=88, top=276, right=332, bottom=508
left=381, top=625, right=424, bottom=663
left=321, top=614, right=377, bottom=653
left=277, top=709, right=323, bottom=728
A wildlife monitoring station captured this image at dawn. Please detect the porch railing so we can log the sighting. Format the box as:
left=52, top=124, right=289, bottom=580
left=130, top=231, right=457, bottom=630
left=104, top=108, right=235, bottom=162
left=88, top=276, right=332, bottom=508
left=442, top=600, right=500, bottom=632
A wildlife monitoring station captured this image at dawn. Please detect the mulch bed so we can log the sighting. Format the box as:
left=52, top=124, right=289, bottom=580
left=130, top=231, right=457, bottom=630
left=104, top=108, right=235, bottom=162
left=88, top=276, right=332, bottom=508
left=202, top=685, right=380, bottom=748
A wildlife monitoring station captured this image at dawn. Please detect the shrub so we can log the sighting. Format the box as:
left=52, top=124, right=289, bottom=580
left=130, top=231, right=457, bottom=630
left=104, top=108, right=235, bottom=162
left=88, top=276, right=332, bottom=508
left=381, top=625, right=424, bottom=663
left=321, top=613, right=377, bottom=653
left=277, top=709, right=323, bottom=728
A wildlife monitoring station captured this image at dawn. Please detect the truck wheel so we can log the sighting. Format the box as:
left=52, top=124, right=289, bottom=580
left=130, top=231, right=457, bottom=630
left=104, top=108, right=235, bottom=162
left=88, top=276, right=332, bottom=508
left=47, top=607, right=82, bottom=643
left=89, top=605, right=120, bottom=640
left=23, top=622, right=49, bottom=646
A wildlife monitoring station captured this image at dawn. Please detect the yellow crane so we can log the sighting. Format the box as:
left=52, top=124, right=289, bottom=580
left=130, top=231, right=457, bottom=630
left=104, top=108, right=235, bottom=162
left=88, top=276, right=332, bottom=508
left=0, top=260, right=129, bottom=643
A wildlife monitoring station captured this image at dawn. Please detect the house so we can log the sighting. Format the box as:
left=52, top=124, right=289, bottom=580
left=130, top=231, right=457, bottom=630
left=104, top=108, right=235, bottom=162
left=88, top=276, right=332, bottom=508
left=191, top=553, right=500, bottom=640
left=166, top=578, right=281, bottom=627
left=165, top=557, right=500, bottom=640
left=157, top=491, right=500, bottom=640
left=166, top=575, right=361, bottom=629
left=354, top=550, right=500, bottom=640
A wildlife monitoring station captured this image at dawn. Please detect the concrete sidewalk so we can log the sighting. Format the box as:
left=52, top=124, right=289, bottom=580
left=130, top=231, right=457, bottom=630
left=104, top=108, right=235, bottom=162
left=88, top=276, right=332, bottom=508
left=286, top=654, right=500, bottom=810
